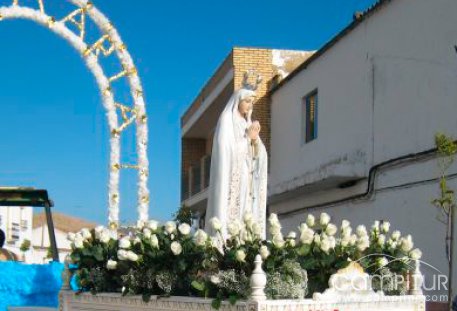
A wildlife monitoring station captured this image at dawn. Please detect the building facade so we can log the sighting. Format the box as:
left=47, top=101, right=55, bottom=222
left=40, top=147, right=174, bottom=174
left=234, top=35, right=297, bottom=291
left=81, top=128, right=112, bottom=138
left=181, top=47, right=313, bottom=222
left=0, top=206, right=33, bottom=261
left=269, top=0, right=457, bottom=299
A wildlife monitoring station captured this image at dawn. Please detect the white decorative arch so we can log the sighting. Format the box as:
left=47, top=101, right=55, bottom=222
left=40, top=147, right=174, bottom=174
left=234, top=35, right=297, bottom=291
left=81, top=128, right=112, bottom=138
left=0, top=0, right=150, bottom=228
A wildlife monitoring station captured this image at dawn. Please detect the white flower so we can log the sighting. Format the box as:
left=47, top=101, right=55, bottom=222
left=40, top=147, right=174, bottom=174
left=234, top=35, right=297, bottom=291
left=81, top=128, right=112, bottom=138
left=372, top=221, right=380, bottom=232
left=228, top=221, right=241, bottom=236
left=269, top=224, right=281, bottom=236
left=401, top=235, right=414, bottom=252
left=356, top=225, right=367, bottom=237
left=287, top=231, right=297, bottom=239
left=252, top=223, right=262, bottom=237
left=143, top=228, right=152, bottom=239
left=164, top=221, right=177, bottom=234
left=325, top=224, right=338, bottom=236
left=194, top=229, right=208, bottom=246
left=119, top=237, right=131, bottom=249
left=136, top=220, right=145, bottom=229
left=210, top=275, right=221, bottom=284
left=306, top=214, right=315, bottom=227
left=313, top=234, right=321, bottom=246
left=299, top=227, right=314, bottom=245
left=210, top=217, right=222, bottom=231
left=391, top=230, right=401, bottom=240
left=178, top=223, right=191, bottom=235
left=328, top=236, right=336, bottom=249
left=320, top=213, right=331, bottom=226
left=94, top=226, right=104, bottom=234
left=260, top=245, right=270, bottom=259
left=377, top=257, right=389, bottom=267
left=133, top=237, right=141, bottom=245
left=381, top=221, right=390, bottom=233
left=243, top=212, right=253, bottom=223
left=67, top=232, right=76, bottom=242
left=147, top=220, right=159, bottom=231
left=171, top=241, right=183, bottom=255
left=117, top=249, right=128, bottom=260
left=299, top=223, right=308, bottom=233
left=210, top=236, right=224, bottom=255
left=106, top=260, right=117, bottom=270
left=272, top=234, right=285, bottom=248
left=268, top=213, right=279, bottom=224
left=341, top=235, right=350, bottom=247
left=150, top=234, right=159, bottom=248
left=349, top=234, right=358, bottom=246
left=80, top=228, right=92, bottom=240
left=320, top=238, right=331, bottom=253
left=357, top=236, right=370, bottom=252
left=341, top=220, right=350, bottom=230
left=235, top=249, right=246, bottom=262
left=99, top=229, right=111, bottom=244
left=377, top=234, right=386, bottom=246
left=410, top=248, right=422, bottom=260
left=74, top=237, right=84, bottom=249
left=126, top=251, right=139, bottom=262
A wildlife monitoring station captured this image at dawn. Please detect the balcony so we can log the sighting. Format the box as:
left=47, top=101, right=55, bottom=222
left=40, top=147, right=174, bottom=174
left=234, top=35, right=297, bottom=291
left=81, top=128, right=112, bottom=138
left=182, top=155, right=211, bottom=212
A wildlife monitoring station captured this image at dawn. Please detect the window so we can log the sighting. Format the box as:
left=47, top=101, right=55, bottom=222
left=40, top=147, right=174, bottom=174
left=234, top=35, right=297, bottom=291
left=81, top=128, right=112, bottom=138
left=304, top=90, right=318, bottom=143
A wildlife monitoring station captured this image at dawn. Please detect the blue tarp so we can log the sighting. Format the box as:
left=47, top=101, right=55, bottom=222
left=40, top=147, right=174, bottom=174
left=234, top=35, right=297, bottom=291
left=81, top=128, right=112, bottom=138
left=0, top=262, right=63, bottom=311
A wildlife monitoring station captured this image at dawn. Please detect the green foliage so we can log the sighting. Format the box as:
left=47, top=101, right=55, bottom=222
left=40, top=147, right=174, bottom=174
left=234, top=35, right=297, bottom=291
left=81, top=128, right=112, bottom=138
left=173, top=205, right=193, bottom=224
left=19, top=239, right=31, bottom=253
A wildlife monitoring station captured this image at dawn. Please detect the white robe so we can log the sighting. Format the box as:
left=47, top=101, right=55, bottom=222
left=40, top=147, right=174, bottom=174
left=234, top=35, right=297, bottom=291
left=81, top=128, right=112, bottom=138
left=205, top=89, right=268, bottom=238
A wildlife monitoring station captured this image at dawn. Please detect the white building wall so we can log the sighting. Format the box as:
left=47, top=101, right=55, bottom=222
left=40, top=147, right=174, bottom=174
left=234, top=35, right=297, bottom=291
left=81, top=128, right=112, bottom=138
left=270, top=0, right=457, bottom=298
left=0, top=206, right=33, bottom=261
left=31, top=226, right=71, bottom=263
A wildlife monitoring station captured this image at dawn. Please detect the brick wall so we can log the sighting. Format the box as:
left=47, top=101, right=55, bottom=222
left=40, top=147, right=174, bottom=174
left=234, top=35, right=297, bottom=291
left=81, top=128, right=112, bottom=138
left=233, top=47, right=274, bottom=155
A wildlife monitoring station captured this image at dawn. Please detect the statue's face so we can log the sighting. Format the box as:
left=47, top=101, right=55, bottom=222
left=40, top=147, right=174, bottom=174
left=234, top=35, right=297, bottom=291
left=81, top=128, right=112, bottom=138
left=238, top=96, right=255, bottom=116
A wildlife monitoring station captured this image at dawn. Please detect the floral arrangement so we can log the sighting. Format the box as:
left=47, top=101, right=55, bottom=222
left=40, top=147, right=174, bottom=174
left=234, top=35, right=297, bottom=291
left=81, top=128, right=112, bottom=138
left=67, top=213, right=422, bottom=307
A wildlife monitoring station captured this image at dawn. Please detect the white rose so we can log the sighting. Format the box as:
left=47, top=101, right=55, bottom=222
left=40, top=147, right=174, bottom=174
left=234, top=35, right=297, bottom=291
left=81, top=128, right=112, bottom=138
left=210, top=217, right=222, bottom=231
left=356, top=225, right=367, bottom=237
left=80, top=228, right=92, bottom=240
left=210, top=275, right=221, bottom=284
left=74, top=237, right=84, bottom=249
left=410, top=248, right=422, bottom=260
left=300, top=228, right=314, bottom=244
left=127, top=251, right=139, bottom=262
left=147, top=220, right=159, bottom=231
left=349, top=234, right=358, bottom=246
left=287, top=231, right=297, bottom=239
left=106, top=259, right=117, bottom=270
left=372, top=221, right=380, bottom=232
left=401, top=235, right=414, bottom=252
left=268, top=213, right=279, bottom=224
left=299, top=223, right=308, bottom=233
left=306, top=214, right=315, bottom=227
left=119, top=237, right=131, bottom=249
left=260, top=245, right=270, bottom=259
left=320, top=238, right=331, bottom=253
left=194, top=229, right=208, bottom=246
left=325, top=224, right=338, bottom=236
left=243, top=212, right=253, bottom=223
left=341, top=220, right=350, bottom=229
left=313, top=234, right=321, bottom=246
left=381, top=221, right=390, bottom=233
left=391, top=230, right=401, bottom=240
left=269, top=224, right=281, bottom=236
left=357, top=236, right=370, bottom=252
left=67, top=232, right=76, bottom=242
left=341, top=226, right=352, bottom=238
left=228, top=221, right=241, bottom=236
left=150, top=234, right=159, bottom=248
left=341, top=236, right=350, bottom=247
left=328, top=236, right=336, bottom=249
left=136, top=220, right=145, bottom=229
left=94, top=226, right=104, bottom=234
left=143, top=228, right=152, bottom=239
left=117, top=249, right=128, bottom=260
left=377, top=257, right=389, bottom=267
left=99, top=229, right=111, bottom=244
left=235, top=249, right=246, bottom=262
left=377, top=234, right=386, bottom=246
left=272, top=234, right=285, bottom=248
left=178, top=223, right=191, bottom=235
left=320, top=213, right=331, bottom=226
left=252, top=223, right=262, bottom=237
left=171, top=241, right=183, bottom=255
left=133, top=237, right=141, bottom=245
left=164, top=221, right=177, bottom=234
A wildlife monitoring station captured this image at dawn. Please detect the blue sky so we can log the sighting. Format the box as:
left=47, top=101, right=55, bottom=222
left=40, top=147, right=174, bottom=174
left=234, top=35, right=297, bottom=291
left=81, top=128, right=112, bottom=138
left=0, top=0, right=377, bottom=225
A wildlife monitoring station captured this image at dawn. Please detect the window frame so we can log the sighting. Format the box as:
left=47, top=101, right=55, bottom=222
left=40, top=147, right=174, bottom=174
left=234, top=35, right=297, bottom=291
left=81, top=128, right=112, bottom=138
left=302, top=89, right=318, bottom=144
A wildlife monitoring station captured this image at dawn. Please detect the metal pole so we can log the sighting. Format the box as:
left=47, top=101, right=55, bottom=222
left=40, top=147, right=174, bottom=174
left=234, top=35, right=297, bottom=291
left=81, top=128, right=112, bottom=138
left=44, top=201, right=59, bottom=262
left=449, top=206, right=454, bottom=311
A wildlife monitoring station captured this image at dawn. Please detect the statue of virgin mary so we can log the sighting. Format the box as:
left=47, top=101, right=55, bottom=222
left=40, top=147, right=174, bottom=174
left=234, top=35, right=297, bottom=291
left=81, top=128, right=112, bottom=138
left=204, top=83, right=268, bottom=239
